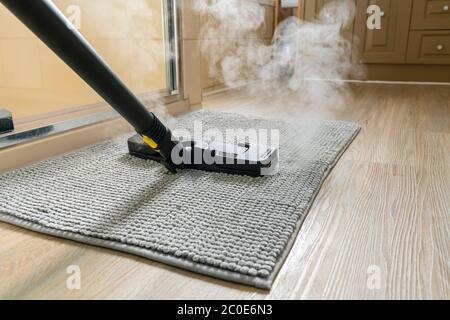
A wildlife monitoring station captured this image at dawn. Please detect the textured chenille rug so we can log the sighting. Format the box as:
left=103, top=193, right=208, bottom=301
left=0, top=111, right=360, bottom=289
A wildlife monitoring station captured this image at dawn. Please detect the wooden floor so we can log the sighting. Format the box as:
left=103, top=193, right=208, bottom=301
left=0, top=83, right=449, bottom=299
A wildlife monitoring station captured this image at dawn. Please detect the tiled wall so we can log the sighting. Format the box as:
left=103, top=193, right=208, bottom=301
left=0, top=0, right=166, bottom=120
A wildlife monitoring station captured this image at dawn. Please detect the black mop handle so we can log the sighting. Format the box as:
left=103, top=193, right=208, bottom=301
left=1, top=0, right=177, bottom=169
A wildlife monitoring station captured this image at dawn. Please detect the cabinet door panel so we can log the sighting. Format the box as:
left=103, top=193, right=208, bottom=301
left=354, top=0, right=412, bottom=64
left=407, top=31, right=450, bottom=64
left=411, top=0, right=450, bottom=30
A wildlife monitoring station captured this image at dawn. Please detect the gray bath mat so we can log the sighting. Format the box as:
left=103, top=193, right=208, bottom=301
left=0, top=111, right=360, bottom=289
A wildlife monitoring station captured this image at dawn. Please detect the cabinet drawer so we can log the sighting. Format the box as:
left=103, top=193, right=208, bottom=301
left=407, top=31, right=450, bottom=64
left=411, top=0, right=450, bottom=30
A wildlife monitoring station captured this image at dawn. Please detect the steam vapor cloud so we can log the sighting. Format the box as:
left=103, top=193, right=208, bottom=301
left=194, top=0, right=366, bottom=110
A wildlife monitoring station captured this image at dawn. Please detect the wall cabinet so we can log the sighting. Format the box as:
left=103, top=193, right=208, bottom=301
left=302, top=0, right=414, bottom=64
left=354, top=0, right=413, bottom=64
left=295, top=0, right=450, bottom=80
left=411, top=0, right=450, bottom=30
left=353, top=0, right=450, bottom=65
left=302, top=0, right=450, bottom=66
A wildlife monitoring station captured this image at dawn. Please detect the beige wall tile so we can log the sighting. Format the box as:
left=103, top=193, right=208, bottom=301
left=0, top=39, right=42, bottom=89
left=0, top=0, right=166, bottom=120
left=90, top=39, right=132, bottom=86
left=128, top=0, right=164, bottom=40
left=75, top=0, right=129, bottom=40
left=0, top=43, right=4, bottom=87
left=73, top=0, right=164, bottom=40
left=0, top=5, right=35, bottom=39
left=128, top=39, right=166, bottom=93
left=38, top=42, right=90, bottom=93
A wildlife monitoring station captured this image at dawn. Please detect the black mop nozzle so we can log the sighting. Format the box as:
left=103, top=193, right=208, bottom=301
left=128, top=134, right=279, bottom=177
left=0, top=109, right=14, bottom=134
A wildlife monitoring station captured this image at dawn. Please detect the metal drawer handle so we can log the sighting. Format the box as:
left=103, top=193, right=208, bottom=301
left=443, top=4, right=449, bottom=11
left=437, top=44, right=444, bottom=51
left=380, top=11, right=385, bottom=17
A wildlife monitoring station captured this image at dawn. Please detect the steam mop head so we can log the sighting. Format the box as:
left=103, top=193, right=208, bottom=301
left=0, top=109, right=14, bottom=134
left=128, top=134, right=279, bottom=176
